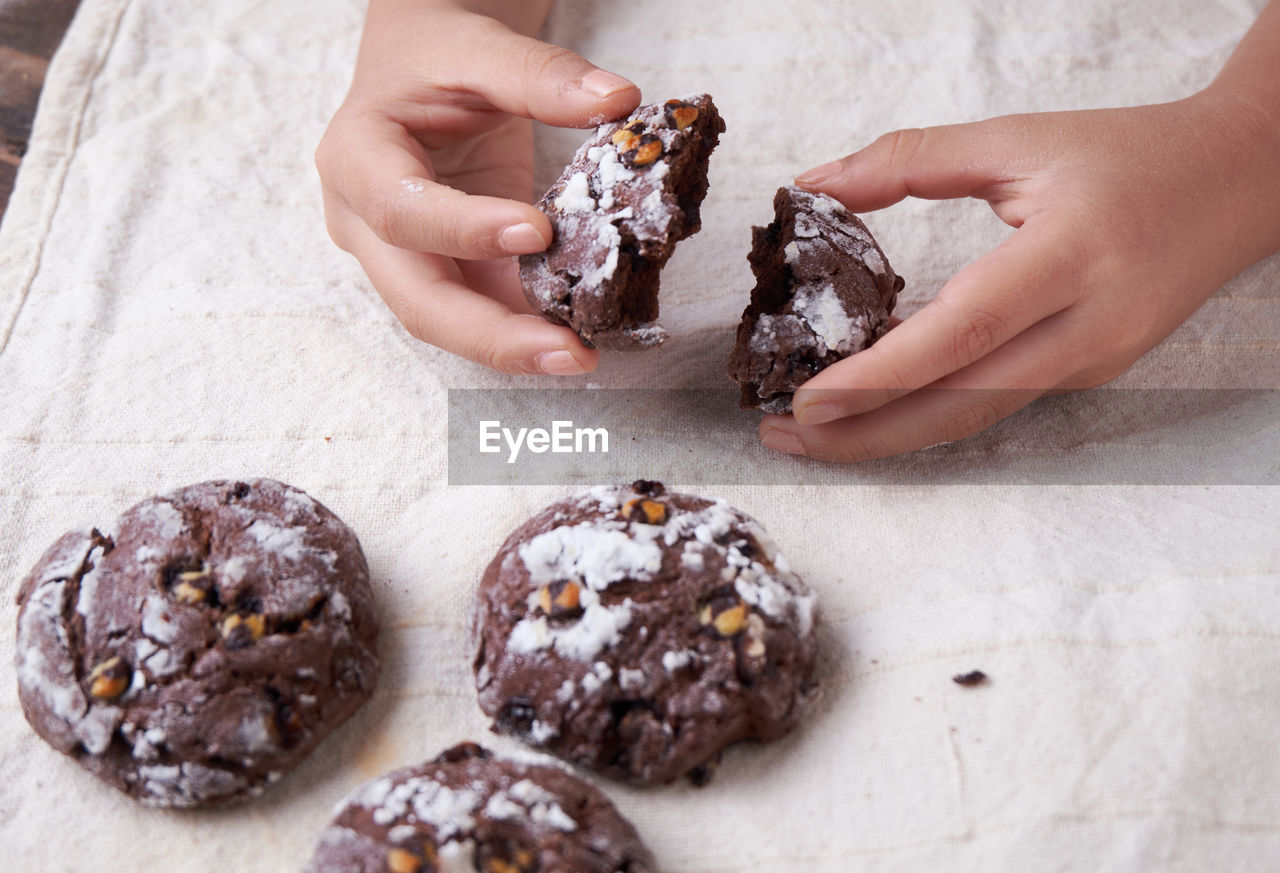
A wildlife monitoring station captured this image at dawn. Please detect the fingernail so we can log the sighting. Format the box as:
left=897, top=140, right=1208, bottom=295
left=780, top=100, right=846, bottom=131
left=794, top=161, right=842, bottom=187
left=536, top=349, right=588, bottom=376
left=761, top=428, right=805, bottom=455
left=580, top=70, right=634, bottom=98
left=795, top=401, right=843, bottom=426
left=500, top=222, right=548, bottom=254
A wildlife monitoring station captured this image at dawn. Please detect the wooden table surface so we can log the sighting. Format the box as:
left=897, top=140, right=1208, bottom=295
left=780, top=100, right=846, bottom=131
left=0, top=0, right=82, bottom=219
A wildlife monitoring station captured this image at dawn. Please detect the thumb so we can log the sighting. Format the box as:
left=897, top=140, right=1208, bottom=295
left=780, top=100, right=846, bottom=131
left=793, top=119, right=1030, bottom=212
left=462, top=19, right=641, bottom=127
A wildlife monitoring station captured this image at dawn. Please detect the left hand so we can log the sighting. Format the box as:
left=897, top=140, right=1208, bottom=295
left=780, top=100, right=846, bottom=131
left=315, top=0, right=640, bottom=374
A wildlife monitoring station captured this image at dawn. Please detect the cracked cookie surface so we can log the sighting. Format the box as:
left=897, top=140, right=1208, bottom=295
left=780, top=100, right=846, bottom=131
left=470, top=481, right=818, bottom=785
left=14, top=478, right=379, bottom=807
left=305, top=742, right=655, bottom=873
left=519, top=95, right=725, bottom=350
left=729, top=186, right=904, bottom=413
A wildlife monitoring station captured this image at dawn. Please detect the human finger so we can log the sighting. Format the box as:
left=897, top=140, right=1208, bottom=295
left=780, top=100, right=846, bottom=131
left=791, top=224, right=1077, bottom=426
left=448, top=18, right=641, bottom=127
left=339, top=213, right=598, bottom=375
left=317, top=114, right=552, bottom=260
left=759, top=311, right=1081, bottom=462
left=793, top=116, right=1039, bottom=212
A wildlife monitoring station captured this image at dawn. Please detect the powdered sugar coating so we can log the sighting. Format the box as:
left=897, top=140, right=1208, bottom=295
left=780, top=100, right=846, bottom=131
left=500, top=492, right=810, bottom=663
left=507, top=592, right=635, bottom=662
left=519, top=522, right=663, bottom=591
left=533, top=102, right=692, bottom=267
left=753, top=284, right=875, bottom=358
left=472, top=481, right=819, bottom=784
left=662, top=649, right=698, bottom=672
left=747, top=189, right=886, bottom=360
left=356, top=773, right=480, bottom=835
left=488, top=778, right=579, bottom=832
left=552, top=171, right=593, bottom=213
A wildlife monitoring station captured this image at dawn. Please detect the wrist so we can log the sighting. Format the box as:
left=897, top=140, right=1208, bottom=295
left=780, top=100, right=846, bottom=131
left=1181, top=85, right=1280, bottom=268
left=1191, top=0, right=1280, bottom=263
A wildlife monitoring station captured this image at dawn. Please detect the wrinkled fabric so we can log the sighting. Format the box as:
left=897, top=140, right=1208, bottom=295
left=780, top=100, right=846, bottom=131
left=0, top=1, right=1277, bottom=870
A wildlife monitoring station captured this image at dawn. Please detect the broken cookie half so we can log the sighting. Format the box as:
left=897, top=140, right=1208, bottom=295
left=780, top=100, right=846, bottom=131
left=728, top=185, right=904, bottom=413
left=519, top=94, right=725, bottom=350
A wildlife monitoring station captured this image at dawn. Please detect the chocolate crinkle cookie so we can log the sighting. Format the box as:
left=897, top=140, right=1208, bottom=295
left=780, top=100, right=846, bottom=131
left=305, top=742, right=656, bottom=873
left=470, top=481, right=818, bottom=785
left=14, top=478, right=379, bottom=807
left=519, top=94, right=725, bottom=350
left=728, top=185, right=904, bottom=413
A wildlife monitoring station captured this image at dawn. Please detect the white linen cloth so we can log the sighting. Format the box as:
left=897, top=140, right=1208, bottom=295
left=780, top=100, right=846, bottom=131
left=1, top=0, right=1277, bottom=870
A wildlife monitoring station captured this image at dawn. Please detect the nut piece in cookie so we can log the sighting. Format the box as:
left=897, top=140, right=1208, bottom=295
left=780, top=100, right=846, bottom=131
left=304, top=742, right=656, bottom=873
left=13, top=478, right=380, bottom=807
left=470, top=481, right=819, bottom=785
left=728, top=185, right=904, bottom=413
left=519, top=95, right=726, bottom=350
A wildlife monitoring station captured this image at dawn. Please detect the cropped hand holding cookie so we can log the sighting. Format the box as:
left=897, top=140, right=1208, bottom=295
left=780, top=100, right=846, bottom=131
left=315, top=0, right=640, bottom=374
left=762, top=2, right=1280, bottom=462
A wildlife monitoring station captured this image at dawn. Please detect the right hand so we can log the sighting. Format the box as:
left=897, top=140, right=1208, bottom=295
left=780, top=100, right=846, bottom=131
left=315, top=0, right=641, bottom=374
